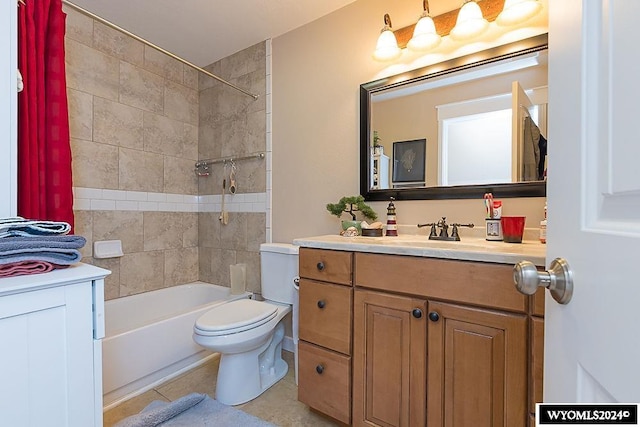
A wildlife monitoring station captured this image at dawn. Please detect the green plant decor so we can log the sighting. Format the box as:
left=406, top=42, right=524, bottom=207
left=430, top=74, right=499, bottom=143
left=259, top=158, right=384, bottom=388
left=326, top=195, right=377, bottom=222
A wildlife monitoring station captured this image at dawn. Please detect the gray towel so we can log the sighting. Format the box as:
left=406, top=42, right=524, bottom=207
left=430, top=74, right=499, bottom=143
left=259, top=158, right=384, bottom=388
left=0, top=216, right=71, bottom=238
left=114, top=393, right=276, bottom=427
left=0, top=236, right=85, bottom=265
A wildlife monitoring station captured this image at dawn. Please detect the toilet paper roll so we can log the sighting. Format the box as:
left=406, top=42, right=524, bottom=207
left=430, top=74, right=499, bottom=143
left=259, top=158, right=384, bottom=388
left=230, top=263, right=246, bottom=295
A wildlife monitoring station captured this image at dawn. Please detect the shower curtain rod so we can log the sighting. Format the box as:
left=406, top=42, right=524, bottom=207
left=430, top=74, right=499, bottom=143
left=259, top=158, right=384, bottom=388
left=61, top=0, right=259, bottom=100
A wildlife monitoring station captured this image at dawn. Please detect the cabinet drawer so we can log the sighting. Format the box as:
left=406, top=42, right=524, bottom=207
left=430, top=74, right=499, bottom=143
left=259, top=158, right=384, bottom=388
left=355, top=253, right=527, bottom=313
left=300, top=248, right=352, bottom=286
left=299, top=278, right=352, bottom=354
left=298, top=341, right=351, bottom=425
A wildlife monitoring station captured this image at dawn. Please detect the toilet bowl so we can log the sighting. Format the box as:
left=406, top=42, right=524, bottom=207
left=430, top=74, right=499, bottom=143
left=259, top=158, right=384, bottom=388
left=192, top=243, right=299, bottom=406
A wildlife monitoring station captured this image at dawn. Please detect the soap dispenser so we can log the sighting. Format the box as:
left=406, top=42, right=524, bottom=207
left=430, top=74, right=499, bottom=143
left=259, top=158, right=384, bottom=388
left=385, top=197, right=398, bottom=236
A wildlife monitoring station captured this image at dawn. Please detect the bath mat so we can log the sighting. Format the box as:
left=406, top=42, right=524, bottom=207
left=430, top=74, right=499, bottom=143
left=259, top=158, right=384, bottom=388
left=113, top=393, right=276, bottom=427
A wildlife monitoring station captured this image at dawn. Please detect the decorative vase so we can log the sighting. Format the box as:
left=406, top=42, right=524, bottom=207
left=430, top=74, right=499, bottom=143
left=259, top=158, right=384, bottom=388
left=341, top=220, right=362, bottom=236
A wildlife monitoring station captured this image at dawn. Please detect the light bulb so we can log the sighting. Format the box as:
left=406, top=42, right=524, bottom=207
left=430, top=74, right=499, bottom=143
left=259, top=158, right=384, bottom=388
left=408, top=12, right=441, bottom=51
left=373, top=14, right=401, bottom=61
left=497, top=0, right=542, bottom=26
left=450, top=1, right=489, bottom=41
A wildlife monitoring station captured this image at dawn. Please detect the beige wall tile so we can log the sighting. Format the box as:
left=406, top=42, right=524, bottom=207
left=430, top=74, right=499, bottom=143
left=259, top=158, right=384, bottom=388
left=164, top=156, right=198, bottom=195
left=94, top=97, right=144, bottom=149
left=246, top=213, right=266, bottom=252
left=209, top=248, right=237, bottom=287
left=143, top=112, right=186, bottom=157
left=198, top=247, right=215, bottom=283
left=143, top=212, right=188, bottom=251
left=199, top=63, right=222, bottom=92
left=93, top=211, right=144, bottom=253
left=93, top=22, right=144, bottom=67
left=73, top=210, right=93, bottom=258
left=91, top=257, right=121, bottom=300
left=66, top=38, right=119, bottom=101
left=198, top=212, right=222, bottom=249
left=219, top=212, right=247, bottom=251
left=120, top=251, right=165, bottom=295
left=198, top=122, right=221, bottom=161
left=118, top=147, right=164, bottom=192
left=234, top=160, right=266, bottom=193
left=164, top=247, right=199, bottom=287
left=183, top=66, right=198, bottom=90
left=64, top=6, right=93, bottom=45
left=71, top=138, right=119, bottom=189
left=236, top=250, right=261, bottom=294
left=165, top=81, right=199, bottom=125
left=182, top=213, right=199, bottom=247
left=218, top=42, right=265, bottom=81
left=119, top=62, right=164, bottom=113
left=183, top=123, right=199, bottom=160
left=67, top=89, right=93, bottom=141
left=144, top=46, right=183, bottom=84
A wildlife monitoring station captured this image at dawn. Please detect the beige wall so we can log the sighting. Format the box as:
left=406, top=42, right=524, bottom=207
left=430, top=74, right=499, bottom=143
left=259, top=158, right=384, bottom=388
left=65, top=7, right=267, bottom=299
left=271, top=0, right=549, bottom=243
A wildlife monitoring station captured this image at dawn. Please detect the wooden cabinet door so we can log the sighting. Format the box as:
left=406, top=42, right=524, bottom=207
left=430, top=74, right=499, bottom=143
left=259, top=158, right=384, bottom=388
left=353, top=289, right=426, bottom=427
left=427, top=301, right=528, bottom=427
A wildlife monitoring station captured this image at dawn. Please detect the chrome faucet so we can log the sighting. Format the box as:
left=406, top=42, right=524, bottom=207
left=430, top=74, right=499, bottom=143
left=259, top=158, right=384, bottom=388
left=417, top=217, right=474, bottom=241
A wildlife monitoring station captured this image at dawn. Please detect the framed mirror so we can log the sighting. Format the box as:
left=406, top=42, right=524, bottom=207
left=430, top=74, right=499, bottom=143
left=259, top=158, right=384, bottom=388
left=360, top=33, right=548, bottom=201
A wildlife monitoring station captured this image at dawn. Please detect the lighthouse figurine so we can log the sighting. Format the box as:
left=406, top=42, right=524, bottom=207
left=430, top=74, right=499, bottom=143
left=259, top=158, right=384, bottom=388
left=385, top=197, right=398, bottom=236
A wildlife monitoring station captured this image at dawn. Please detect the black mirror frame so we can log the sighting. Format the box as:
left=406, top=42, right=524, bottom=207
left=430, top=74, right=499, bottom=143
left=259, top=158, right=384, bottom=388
left=360, top=33, right=548, bottom=202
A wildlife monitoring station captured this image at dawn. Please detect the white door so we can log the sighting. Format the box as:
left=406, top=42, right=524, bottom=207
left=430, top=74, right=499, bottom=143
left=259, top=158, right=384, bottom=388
left=545, top=0, right=640, bottom=402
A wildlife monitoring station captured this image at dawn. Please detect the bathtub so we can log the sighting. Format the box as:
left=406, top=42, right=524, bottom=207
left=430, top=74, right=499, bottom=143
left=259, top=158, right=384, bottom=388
left=102, top=282, right=250, bottom=409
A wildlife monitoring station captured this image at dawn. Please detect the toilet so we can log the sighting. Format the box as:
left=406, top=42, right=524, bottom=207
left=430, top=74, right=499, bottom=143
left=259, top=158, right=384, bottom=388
left=193, top=243, right=299, bottom=405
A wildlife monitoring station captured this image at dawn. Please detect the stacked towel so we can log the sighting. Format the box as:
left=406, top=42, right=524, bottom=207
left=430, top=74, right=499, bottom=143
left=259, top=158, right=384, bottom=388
left=0, top=236, right=86, bottom=266
left=0, top=217, right=84, bottom=278
left=0, top=216, right=71, bottom=238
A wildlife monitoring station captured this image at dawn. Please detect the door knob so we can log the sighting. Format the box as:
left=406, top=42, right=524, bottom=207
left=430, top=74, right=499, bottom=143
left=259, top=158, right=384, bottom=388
left=513, top=258, right=573, bottom=304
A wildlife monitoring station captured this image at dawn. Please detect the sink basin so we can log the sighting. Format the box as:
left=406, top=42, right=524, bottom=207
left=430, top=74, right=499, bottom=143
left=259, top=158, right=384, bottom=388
left=349, top=235, right=497, bottom=251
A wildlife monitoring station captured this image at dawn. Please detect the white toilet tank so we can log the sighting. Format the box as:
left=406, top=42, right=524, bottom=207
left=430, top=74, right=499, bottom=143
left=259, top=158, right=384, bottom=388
left=260, top=243, right=299, bottom=304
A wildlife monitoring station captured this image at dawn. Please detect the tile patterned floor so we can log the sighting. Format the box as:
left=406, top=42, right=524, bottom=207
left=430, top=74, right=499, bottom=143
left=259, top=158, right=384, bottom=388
left=103, top=351, right=339, bottom=427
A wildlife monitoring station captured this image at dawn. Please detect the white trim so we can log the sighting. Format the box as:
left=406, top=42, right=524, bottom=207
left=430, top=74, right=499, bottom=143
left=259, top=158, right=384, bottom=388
left=74, top=187, right=267, bottom=213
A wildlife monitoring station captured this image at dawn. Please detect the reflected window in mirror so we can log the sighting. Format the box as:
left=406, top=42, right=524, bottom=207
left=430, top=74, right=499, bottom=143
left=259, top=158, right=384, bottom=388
left=360, top=34, right=548, bottom=201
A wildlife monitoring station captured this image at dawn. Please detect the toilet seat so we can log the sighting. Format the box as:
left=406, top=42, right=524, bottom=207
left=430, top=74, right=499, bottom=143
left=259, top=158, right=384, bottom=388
left=195, top=299, right=278, bottom=337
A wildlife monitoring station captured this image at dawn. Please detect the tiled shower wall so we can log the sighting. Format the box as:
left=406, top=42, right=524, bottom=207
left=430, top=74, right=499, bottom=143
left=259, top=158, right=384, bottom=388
left=64, top=6, right=267, bottom=299
left=197, top=43, right=267, bottom=294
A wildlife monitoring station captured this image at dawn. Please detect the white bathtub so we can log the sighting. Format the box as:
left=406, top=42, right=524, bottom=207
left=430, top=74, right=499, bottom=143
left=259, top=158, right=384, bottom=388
left=102, top=282, right=249, bottom=409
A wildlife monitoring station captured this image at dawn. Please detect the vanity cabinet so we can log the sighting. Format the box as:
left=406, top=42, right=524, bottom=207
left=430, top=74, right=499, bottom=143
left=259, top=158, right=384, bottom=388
left=353, top=253, right=533, bottom=427
left=298, top=248, right=353, bottom=425
left=297, top=246, right=544, bottom=427
left=0, top=264, right=110, bottom=427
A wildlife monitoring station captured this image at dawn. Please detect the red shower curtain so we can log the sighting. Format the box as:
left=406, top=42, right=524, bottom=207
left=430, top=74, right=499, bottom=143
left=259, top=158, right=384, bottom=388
left=17, top=0, right=74, bottom=230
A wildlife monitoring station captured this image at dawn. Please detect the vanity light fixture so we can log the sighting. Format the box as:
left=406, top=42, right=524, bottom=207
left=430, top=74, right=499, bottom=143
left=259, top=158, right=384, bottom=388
left=450, top=0, right=489, bottom=41
left=373, top=0, right=545, bottom=61
left=373, top=14, right=402, bottom=61
left=496, top=0, right=542, bottom=26
left=407, top=0, right=441, bottom=52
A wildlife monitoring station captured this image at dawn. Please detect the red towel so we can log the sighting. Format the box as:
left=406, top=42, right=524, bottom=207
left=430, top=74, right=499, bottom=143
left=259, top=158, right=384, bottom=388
left=0, top=260, right=68, bottom=278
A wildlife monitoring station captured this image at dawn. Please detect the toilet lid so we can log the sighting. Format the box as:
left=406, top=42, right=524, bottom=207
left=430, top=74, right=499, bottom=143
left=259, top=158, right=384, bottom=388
left=194, top=299, right=278, bottom=336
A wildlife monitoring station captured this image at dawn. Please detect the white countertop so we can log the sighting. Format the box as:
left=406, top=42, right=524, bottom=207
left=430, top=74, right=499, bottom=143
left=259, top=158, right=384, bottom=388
left=293, top=234, right=546, bottom=267
left=0, top=262, right=111, bottom=296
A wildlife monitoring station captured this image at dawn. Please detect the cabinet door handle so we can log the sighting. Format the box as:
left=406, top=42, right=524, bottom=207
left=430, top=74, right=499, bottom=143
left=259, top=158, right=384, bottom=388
left=317, top=300, right=326, bottom=309
left=316, top=262, right=325, bottom=271
left=428, top=311, right=440, bottom=322
left=316, top=364, right=324, bottom=374
left=412, top=308, right=423, bottom=318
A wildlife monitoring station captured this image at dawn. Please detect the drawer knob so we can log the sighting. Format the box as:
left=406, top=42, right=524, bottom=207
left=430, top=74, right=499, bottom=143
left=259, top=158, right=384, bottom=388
left=412, top=308, right=423, bottom=318
left=316, top=262, right=325, bottom=271
left=428, top=311, right=440, bottom=322
left=317, top=300, right=326, bottom=309
left=316, top=364, right=324, bottom=374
